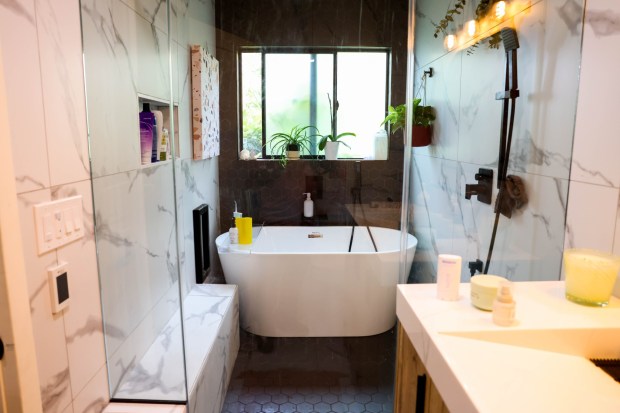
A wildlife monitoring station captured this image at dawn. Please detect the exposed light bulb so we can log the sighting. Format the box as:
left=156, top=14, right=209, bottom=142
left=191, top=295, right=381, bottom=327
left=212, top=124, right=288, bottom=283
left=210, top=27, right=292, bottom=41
left=445, top=34, right=456, bottom=50
left=466, top=19, right=476, bottom=37
left=495, top=1, right=506, bottom=19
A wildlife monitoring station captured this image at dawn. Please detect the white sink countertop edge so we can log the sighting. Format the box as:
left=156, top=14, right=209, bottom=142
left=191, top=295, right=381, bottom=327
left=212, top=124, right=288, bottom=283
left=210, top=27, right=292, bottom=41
left=396, top=281, right=620, bottom=413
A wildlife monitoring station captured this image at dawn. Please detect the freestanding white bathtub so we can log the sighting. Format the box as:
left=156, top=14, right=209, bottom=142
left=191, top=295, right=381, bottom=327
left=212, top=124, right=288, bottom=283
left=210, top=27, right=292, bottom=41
left=216, top=226, right=417, bottom=337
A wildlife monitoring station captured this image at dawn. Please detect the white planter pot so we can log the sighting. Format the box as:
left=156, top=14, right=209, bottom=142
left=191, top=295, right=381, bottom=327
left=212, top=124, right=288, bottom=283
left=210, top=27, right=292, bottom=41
left=325, top=141, right=339, bottom=160
left=286, top=150, right=300, bottom=160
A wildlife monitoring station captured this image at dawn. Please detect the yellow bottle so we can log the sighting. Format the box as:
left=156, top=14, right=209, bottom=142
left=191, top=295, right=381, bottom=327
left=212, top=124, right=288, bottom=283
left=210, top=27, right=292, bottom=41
left=236, top=217, right=253, bottom=244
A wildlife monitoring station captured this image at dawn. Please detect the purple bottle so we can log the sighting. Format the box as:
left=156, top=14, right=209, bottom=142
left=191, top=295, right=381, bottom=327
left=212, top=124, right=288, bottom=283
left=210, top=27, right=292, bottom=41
left=139, top=103, right=156, bottom=165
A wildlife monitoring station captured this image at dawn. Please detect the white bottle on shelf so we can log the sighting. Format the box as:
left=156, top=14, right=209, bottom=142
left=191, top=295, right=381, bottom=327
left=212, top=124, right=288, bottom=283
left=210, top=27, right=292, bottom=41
left=303, top=193, right=314, bottom=218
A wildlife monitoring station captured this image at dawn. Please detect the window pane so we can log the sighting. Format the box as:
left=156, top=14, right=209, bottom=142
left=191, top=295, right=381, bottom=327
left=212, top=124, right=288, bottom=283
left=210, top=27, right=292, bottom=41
left=265, top=53, right=333, bottom=156
left=336, top=52, right=388, bottom=159
left=241, top=52, right=263, bottom=157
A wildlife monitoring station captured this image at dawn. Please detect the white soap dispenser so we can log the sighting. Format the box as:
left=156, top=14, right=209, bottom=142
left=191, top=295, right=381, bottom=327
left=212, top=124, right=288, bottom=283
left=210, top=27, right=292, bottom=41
left=303, top=193, right=314, bottom=218
left=492, top=281, right=516, bottom=326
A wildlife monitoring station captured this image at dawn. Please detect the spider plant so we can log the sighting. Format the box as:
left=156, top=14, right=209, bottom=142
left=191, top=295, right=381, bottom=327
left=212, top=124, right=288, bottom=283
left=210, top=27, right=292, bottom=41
left=269, top=125, right=319, bottom=167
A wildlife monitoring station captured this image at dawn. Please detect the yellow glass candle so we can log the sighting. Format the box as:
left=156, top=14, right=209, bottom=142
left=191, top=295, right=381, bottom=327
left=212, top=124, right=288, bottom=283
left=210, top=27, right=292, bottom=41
left=563, top=249, right=620, bottom=307
left=236, top=217, right=253, bottom=245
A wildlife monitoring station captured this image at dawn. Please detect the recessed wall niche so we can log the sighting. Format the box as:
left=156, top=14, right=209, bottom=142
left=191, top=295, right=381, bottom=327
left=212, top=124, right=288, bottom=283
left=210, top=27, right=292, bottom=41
left=137, top=94, right=179, bottom=167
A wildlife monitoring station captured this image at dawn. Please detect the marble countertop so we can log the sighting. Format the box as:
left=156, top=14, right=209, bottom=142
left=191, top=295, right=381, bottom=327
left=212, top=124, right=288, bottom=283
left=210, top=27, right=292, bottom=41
left=396, top=281, right=620, bottom=413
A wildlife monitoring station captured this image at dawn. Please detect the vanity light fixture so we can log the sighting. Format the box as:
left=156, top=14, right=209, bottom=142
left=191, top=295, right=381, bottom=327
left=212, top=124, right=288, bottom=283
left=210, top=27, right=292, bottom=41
left=495, top=1, right=507, bottom=19
left=466, top=19, right=477, bottom=37
left=445, top=34, right=456, bottom=50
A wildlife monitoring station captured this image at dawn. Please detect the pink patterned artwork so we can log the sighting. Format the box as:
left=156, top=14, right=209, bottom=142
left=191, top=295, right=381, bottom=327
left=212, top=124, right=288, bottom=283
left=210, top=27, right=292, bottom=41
left=191, top=45, right=220, bottom=160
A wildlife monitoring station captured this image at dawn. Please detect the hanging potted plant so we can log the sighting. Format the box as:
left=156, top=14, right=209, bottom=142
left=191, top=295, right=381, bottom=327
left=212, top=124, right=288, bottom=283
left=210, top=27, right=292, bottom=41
left=269, top=125, right=317, bottom=167
left=381, top=98, right=435, bottom=147
left=318, top=94, right=356, bottom=160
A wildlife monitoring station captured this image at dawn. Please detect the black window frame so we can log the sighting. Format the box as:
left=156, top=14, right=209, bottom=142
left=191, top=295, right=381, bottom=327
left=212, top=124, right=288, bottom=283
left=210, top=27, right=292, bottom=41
left=238, top=46, right=392, bottom=160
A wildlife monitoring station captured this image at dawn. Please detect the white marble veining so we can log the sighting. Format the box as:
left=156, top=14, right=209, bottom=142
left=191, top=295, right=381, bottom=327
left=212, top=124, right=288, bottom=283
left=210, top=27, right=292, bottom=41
left=0, top=0, right=51, bottom=193
left=571, top=0, right=620, bottom=188
left=565, top=0, right=620, bottom=265
left=411, top=0, right=583, bottom=282
left=112, top=285, right=238, bottom=407
left=176, top=158, right=220, bottom=296
left=565, top=181, right=619, bottom=252
left=412, top=151, right=568, bottom=283
left=92, top=163, right=182, bottom=393
left=36, top=0, right=90, bottom=186
left=17, top=189, right=73, bottom=413
left=52, top=181, right=107, bottom=401
left=72, top=365, right=109, bottom=413
left=81, top=0, right=171, bottom=178
left=186, top=285, right=239, bottom=413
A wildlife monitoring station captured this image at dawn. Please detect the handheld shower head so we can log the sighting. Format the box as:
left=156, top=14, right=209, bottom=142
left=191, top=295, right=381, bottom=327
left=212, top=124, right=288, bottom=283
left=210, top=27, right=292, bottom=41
left=500, top=27, right=520, bottom=51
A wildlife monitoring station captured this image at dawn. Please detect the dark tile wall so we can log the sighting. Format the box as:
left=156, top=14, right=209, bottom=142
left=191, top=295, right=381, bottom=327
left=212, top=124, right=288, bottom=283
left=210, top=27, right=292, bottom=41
left=215, top=0, right=409, bottom=233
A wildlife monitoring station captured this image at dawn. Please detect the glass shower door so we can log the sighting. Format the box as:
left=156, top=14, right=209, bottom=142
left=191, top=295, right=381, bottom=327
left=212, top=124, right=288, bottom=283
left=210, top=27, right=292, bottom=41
left=81, top=0, right=187, bottom=403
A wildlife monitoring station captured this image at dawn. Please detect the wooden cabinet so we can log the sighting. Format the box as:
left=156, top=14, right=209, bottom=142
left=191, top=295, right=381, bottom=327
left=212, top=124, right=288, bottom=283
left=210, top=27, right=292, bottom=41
left=394, top=322, right=450, bottom=413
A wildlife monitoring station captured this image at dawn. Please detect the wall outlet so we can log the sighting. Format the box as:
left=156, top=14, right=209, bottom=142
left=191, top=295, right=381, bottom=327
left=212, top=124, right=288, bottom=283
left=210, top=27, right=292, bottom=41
left=33, top=195, right=84, bottom=255
left=48, top=262, right=69, bottom=314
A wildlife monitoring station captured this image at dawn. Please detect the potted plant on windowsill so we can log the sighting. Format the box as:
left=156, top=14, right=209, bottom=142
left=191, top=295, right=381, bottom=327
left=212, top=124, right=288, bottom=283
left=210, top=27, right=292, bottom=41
left=269, top=125, right=318, bottom=167
left=381, top=98, right=435, bottom=147
left=318, top=94, right=356, bottom=160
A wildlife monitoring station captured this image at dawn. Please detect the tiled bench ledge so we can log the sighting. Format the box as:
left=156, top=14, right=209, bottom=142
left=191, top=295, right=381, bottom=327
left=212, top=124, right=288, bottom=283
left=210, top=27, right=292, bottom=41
left=104, top=284, right=239, bottom=413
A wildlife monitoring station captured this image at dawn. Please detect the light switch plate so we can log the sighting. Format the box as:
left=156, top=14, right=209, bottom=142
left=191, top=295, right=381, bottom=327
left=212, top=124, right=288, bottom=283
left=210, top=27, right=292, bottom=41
left=34, top=196, right=84, bottom=255
left=48, top=262, right=69, bottom=314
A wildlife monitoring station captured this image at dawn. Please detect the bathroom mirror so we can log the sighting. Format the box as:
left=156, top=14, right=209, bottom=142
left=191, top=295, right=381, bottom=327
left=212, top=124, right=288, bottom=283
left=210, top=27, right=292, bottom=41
left=408, top=0, right=584, bottom=282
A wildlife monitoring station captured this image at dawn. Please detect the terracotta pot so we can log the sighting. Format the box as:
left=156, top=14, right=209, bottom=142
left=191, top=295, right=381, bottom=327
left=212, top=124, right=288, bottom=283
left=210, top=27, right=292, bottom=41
left=412, top=125, right=432, bottom=147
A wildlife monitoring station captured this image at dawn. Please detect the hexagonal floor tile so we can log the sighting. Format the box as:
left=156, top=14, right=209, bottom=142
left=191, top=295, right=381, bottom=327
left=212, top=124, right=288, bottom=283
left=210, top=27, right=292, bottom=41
left=238, top=393, right=255, bottom=404
left=322, top=393, right=338, bottom=404
left=365, top=401, right=382, bottom=413
left=314, top=401, right=331, bottom=413
left=262, top=401, right=279, bottom=413
left=296, top=402, right=314, bottom=413
left=354, top=393, right=371, bottom=404
left=331, top=401, right=347, bottom=413
left=305, top=394, right=321, bottom=404
left=254, top=393, right=271, bottom=404
left=338, top=393, right=354, bottom=404
left=243, top=402, right=262, bottom=413
left=272, top=393, right=288, bottom=404
left=278, top=402, right=296, bottom=413
left=348, top=401, right=365, bottom=413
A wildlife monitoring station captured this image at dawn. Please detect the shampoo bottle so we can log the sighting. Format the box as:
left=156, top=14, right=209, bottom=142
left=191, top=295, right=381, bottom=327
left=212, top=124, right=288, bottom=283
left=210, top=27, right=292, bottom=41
left=492, top=281, right=516, bottom=326
left=152, top=110, right=164, bottom=162
left=139, top=103, right=155, bottom=165
left=303, top=193, right=314, bottom=218
left=159, top=128, right=169, bottom=161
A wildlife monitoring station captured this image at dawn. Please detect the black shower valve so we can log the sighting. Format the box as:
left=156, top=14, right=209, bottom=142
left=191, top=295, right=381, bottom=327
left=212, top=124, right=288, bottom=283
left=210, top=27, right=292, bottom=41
left=465, top=168, right=493, bottom=205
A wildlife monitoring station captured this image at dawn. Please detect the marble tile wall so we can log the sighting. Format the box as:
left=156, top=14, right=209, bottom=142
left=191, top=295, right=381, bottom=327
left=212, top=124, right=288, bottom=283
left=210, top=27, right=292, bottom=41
left=80, top=0, right=225, bottom=404
left=171, top=0, right=222, bottom=291
left=410, top=0, right=582, bottom=282
left=1, top=1, right=108, bottom=412
left=565, top=0, right=620, bottom=293
left=81, top=0, right=187, bottom=401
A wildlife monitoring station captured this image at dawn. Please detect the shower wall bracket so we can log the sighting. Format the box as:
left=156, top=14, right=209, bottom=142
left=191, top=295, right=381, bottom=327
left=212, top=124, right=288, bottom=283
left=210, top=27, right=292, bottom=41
left=464, top=168, right=493, bottom=205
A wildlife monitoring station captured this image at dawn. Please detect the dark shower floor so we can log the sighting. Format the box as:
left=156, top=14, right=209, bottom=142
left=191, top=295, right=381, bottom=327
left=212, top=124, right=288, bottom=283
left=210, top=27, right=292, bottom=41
left=220, top=327, right=396, bottom=413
